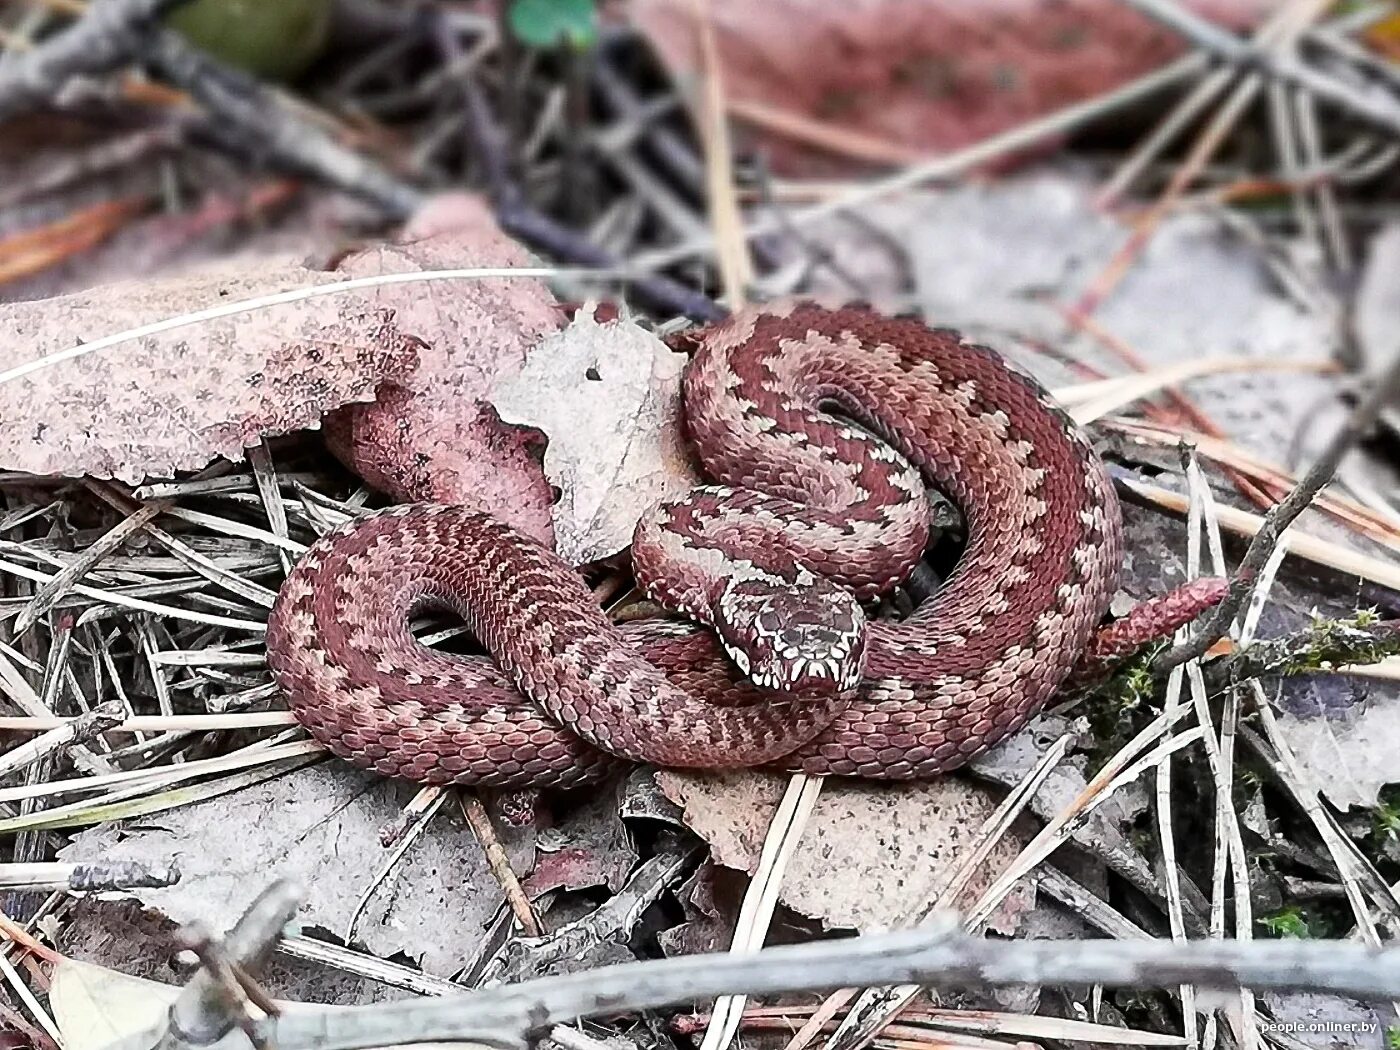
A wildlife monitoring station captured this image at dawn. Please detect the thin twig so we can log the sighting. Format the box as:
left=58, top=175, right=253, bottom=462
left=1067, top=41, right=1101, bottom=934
left=436, top=18, right=725, bottom=322
left=701, top=775, right=821, bottom=1050
left=0, top=859, right=177, bottom=892
left=142, top=27, right=420, bottom=216
left=1154, top=347, right=1400, bottom=672
left=686, top=0, right=752, bottom=307
left=627, top=53, right=1207, bottom=273
left=479, top=844, right=698, bottom=986
left=1071, top=0, right=1332, bottom=322
left=460, top=793, right=541, bottom=937
left=1181, top=455, right=1256, bottom=1047
left=0, top=0, right=192, bottom=121
left=163, top=881, right=300, bottom=1049
left=0, top=699, right=125, bottom=779
left=1120, top=0, right=1400, bottom=134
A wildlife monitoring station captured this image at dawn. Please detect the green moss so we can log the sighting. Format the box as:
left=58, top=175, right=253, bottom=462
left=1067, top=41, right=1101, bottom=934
left=1258, top=906, right=1312, bottom=939
left=1372, top=787, right=1400, bottom=844
left=1234, top=608, right=1397, bottom=680
left=1077, top=648, right=1161, bottom=758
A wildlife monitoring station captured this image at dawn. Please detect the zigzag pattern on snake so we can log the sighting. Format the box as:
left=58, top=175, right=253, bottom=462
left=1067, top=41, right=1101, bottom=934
left=268, top=303, right=1191, bottom=788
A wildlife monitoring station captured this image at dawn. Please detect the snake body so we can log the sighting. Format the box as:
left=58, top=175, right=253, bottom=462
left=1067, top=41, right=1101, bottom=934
left=266, top=303, right=1123, bottom=787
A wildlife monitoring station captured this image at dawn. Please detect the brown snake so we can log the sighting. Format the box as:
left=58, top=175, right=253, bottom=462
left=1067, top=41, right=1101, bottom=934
left=268, top=303, right=1212, bottom=789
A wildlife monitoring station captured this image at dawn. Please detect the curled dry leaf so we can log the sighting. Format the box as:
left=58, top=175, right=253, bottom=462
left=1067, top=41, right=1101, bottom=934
left=309, top=194, right=566, bottom=545
left=493, top=307, right=700, bottom=565
left=658, top=862, right=733, bottom=956
left=656, top=770, right=1033, bottom=935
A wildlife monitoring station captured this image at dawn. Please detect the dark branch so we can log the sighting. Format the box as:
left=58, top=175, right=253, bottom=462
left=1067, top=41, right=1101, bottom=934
left=132, top=898, right=1400, bottom=1050
left=1207, top=614, right=1400, bottom=686
left=142, top=28, right=424, bottom=219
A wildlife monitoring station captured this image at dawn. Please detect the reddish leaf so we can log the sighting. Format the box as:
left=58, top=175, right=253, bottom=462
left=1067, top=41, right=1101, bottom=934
left=634, top=0, right=1274, bottom=176
left=324, top=195, right=565, bottom=546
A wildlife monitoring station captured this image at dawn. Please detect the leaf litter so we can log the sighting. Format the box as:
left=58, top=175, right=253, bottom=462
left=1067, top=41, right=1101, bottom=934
left=58, top=762, right=537, bottom=977
left=655, top=770, right=1035, bottom=935
left=2, top=162, right=1399, bottom=1046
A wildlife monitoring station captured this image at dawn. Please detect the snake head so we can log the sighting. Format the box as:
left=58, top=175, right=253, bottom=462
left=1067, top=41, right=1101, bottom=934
left=714, top=577, right=867, bottom=696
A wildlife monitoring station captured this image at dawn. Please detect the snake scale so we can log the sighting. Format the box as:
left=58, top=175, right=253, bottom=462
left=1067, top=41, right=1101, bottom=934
left=268, top=302, right=1177, bottom=789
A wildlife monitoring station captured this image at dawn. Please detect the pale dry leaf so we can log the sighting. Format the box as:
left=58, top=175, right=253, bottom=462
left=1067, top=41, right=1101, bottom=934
left=655, top=770, right=1034, bottom=934
left=58, top=763, right=536, bottom=976
left=493, top=307, right=699, bottom=564
left=324, top=194, right=564, bottom=545
left=50, top=958, right=181, bottom=1050
left=0, top=192, right=563, bottom=540
left=1273, top=688, right=1400, bottom=810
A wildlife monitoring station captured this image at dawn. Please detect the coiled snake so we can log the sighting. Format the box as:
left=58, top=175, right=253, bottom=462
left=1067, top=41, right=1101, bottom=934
left=267, top=303, right=1215, bottom=788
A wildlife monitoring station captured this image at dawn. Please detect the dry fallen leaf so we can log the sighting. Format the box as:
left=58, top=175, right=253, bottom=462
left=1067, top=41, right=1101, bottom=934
left=49, top=955, right=331, bottom=1050
left=656, top=770, right=1034, bottom=935
left=325, top=194, right=565, bottom=545
left=50, top=957, right=184, bottom=1050
left=0, top=192, right=565, bottom=544
left=0, top=252, right=417, bottom=484
left=58, top=763, right=536, bottom=976
left=493, top=307, right=700, bottom=564
left=1272, top=687, right=1400, bottom=811
left=634, top=0, right=1271, bottom=177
